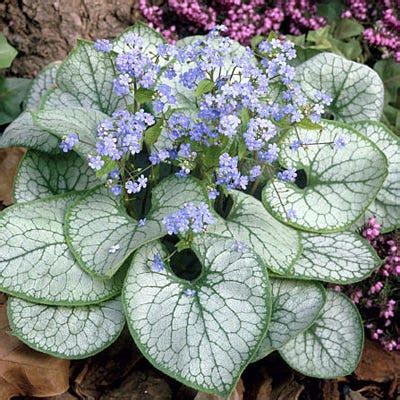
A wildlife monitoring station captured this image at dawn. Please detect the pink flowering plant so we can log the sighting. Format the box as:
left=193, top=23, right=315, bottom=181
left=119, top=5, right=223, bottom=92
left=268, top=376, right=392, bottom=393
left=0, top=23, right=399, bottom=397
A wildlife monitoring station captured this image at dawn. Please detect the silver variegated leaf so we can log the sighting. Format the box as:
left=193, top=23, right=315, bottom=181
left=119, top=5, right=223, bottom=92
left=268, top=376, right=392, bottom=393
left=34, top=107, right=107, bottom=157
left=353, top=121, right=400, bottom=206
left=361, top=200, right=400, bottom=234
left=0, top=111, right=60, bottom=154
left=25, top=62, right=60, bottom=111
left=113, top=22, right=167, bottom=64
left=208, top=190, right=301, bottom=274
left=279, top=291, right=363, bottom=378
left=288, top=232, right=380, bottom=283
left=7, top=297, right=125, bottom=359
left=65, top=176, right=208, bottom=278
left=262, top=120, right=388, bottom=233
left=350, top=121, right=400, bottom=233
left=253, top=279, right=325, bottom=361
left=56, top=40, right=124, bottom=114
left=14, top=150, right=99, bottom=203
left=123, top=234, right=271, bottom=397
left=296, top=52, right=384, bottom=122
left=40, top=87, right=86, bottom=110
left=0, top=194, right=123, bottom=305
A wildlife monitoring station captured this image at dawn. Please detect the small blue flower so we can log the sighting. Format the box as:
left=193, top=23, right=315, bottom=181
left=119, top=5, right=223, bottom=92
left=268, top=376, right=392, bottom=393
left=249, top=165, right=262, bottom=181
left=334, top=135, right=348, bottom=149
left=94, top=39, right=112, bottom=53
left=277, top=168, right=297, bottom=183
left=152, top=254, right=165, bottom=272
left=108, top=244, right=120, bottom=254
left=110, top=185, right=122, bottom=196
left=232, top=241, right=247, bottom=253
left=59, top=133, right=79, bottom=152
left=287, top=208, right=297, bottom=220
left=88, top=155, right=104, bottom=171
left=183, top=288, right=196, bottom=297
left=138, top=218, right=146, bottom=227
left=208, top=189, right=219, bottom=200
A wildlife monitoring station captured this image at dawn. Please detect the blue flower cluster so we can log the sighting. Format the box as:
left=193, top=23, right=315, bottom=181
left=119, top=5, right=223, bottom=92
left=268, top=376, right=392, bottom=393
left=88, top=28, right=335, bottom=224
left=162, top=202, right=216, bottom=235
left=113, top=34, right=161, bottom=96
left=146, top=32, right=333, bottom=193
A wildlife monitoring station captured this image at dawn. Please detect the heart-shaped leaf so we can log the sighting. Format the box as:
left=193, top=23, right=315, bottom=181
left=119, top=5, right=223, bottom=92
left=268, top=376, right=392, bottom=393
left=279, top=291, right=364, bottom=378
left=14, top=150, right=99, bottom=203
left=25, top=62, right=60, bottom=111
left=66, top=176, right=209, bottom=278
left=296, top=52, right=384, bottom=122
left=209, top=190, right=302, bottom=274
left=56, top=40, right=124, bottom=114
left=0, top=112, right=60, bottom=154
left=262, top=120, right=388, bottom=233
left=34, top=107, right=108, bottom=157
left=253, top=279, right=325, bottom=362
left=286, top=232, right=379, bottom=283
left=0, top=194, right=123, bottom=305
left=123, top=234, right=271, bottom=397
left=7, top=297, right=125, bottom=359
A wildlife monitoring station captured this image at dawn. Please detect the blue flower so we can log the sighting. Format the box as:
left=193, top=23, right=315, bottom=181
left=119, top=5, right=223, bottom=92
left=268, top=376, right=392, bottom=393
left=138, top=218, right=146, bottom=227
left=232, top=241, right=247, bottom=253
left=183, top=288, right=196, bottom=297
left=277, top=167, right=297, bottom=183
left=163, top=202, right=215, bottom=235
left=334, top=135, right=348, bottom=149
left=250, top=165, right=262, bottom=181
left=287, top=208, right=297, bottom=220
left=59, top=133, right=79, bottom=152
left=152, top=254, right=165, bottom=272
left=94, top=39, right=112, bottom=53
left=87, top=155, right=104, bottom=170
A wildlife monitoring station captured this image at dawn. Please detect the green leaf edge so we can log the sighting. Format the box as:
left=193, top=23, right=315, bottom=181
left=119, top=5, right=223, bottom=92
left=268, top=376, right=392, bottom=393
left=122, top=235, right=272, bottom=399
left=278, top=291, right=365, bottom=379
left=24, top=61, right=61, bottom=110
left=6, top=296, right=126, bottom=360
left=252, top=280, right=327, bottom=362
left=225, top=191, right=304, bottom=276
left=64, top=175, right=211, bottom=279
left=0, top=191, right=123, bottom=306
left=274, top=232, right=383, bottom=284
left=262, top=119, right=389, bottom=234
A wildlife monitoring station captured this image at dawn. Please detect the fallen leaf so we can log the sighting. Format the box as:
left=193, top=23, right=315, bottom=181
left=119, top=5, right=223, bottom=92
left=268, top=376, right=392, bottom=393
left=100, top=368, right=172, bottom=400
left=195, top=379, right=244, bottom=400
left=256, top=375, right=272, bottom=400
left=74, top=329, right=142, bottom=398
left=270, top=376, right=304, bottom=400
left=0, top=147, right=25, bottom=208
left=0, top=303, right=70, bottom=399
left=322, top=380, right=340, bottom=400
left=345, top=389, right=367, bottom=400
left=355, top=339, right=400, bottom=383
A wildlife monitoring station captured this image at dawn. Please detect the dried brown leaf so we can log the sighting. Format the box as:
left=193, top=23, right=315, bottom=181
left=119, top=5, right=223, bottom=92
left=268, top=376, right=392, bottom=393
left=195, top=379, right=244, bottom=400
left=255, top=375, right=272, bottom=400
left=100, top=369, right=172, bottom=400
left=0, top=303, right=70, bottom=399
left=0, top=148, right=25, bottom=208
left=322, top=380, right=340, bottom=400
left=355, top=339, right=400, bottom=383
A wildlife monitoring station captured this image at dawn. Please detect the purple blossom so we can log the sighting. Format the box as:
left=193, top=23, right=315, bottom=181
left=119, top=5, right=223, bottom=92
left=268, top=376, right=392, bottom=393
left=59, top=133, right=79, bottom=152
left=94, top=39, right=112, bottom=53
left=277, top=167, right=297, bottom=182
left=152, top=254, right=165, bottom=272
left=162, top=202, right=215, bottom=235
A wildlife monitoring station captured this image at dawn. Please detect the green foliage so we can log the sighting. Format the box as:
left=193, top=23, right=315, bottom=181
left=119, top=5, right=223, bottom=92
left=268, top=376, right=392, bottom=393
left=0, top=24, right=398, bottom=398
left=0, top=33, right=17, bottom=69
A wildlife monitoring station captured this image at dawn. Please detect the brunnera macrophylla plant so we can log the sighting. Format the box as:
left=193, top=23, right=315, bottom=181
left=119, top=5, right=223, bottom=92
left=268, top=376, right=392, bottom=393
left=0, top=22, right=399, bottom=398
